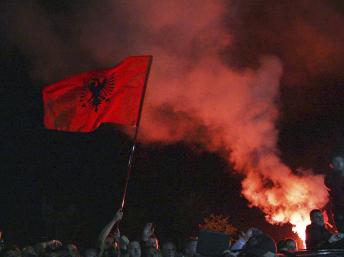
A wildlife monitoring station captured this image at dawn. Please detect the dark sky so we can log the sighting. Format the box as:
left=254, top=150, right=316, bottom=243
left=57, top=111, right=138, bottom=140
left=1, top=0, right=344, bottom=250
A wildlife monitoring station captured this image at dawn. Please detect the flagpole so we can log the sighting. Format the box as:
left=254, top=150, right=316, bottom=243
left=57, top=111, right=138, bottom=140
left=121, top=56, right=153, bottom=209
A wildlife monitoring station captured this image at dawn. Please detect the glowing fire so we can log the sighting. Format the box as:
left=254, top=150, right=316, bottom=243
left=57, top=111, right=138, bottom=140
left=240, top=163, right=328, bottom=249
left=271, top=210, right=310, bottom=248
left=292, top=219, right=309, bottom=248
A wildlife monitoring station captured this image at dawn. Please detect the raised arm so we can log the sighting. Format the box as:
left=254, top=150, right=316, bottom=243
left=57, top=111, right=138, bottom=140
left=98, top=208, right=123, bottom=257
left=142, top=223, right=159, bottom=249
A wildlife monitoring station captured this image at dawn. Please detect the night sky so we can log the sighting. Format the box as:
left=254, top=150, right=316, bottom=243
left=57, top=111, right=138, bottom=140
left=1, top=0, right=344, bottom=250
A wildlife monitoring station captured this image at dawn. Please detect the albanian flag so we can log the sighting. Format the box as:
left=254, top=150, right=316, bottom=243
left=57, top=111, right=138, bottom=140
left=43, top=56, right=152, bottom=132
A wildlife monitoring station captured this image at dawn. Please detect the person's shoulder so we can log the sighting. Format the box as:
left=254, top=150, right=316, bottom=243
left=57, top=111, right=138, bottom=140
left=306, top=223, right=316, bottom=232
left=306, top=223, right=325, bottom=235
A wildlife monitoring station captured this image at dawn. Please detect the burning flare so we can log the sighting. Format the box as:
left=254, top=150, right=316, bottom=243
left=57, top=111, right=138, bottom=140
left=141, top=53, right=329, bottom=245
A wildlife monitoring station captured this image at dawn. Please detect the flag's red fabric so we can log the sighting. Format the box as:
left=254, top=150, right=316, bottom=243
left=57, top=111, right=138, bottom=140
left=43, top=56, right=152, bottom=132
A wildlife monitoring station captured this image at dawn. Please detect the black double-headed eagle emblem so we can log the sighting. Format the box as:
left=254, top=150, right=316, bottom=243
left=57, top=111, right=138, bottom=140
left=80, top=75, right=115, bottom=111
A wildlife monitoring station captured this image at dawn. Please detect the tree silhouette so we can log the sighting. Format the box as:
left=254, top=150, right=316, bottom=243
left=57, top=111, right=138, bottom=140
left=199, top=214, right=238, bottom=240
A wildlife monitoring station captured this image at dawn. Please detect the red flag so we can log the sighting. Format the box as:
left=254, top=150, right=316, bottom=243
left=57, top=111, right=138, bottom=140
left=43, top=56, right=152, bottom=132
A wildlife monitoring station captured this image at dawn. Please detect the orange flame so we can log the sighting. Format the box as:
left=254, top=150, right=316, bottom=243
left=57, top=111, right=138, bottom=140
left=241, top=164, right=327, bottom=249
left=271, top=209, right=310, bottom=248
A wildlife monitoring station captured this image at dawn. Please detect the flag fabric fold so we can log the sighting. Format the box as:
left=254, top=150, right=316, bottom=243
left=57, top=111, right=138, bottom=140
left=43, top=56, right=152, bottom=132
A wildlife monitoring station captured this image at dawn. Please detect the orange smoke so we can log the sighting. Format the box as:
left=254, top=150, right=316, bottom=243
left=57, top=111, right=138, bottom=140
left=133, top=1, right=329, bottom=245
left=141, top=52, right=328, bottom=245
